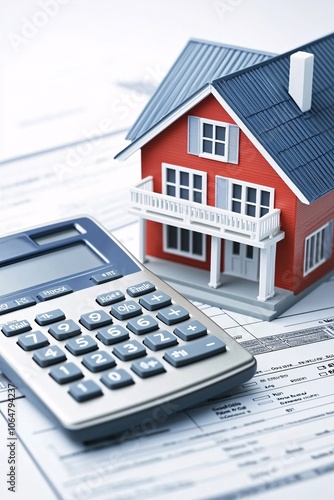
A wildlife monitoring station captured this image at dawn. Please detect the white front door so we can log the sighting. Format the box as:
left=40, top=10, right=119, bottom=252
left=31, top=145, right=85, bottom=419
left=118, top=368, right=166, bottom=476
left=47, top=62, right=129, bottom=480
left=225, top=241, right=259, bottom=281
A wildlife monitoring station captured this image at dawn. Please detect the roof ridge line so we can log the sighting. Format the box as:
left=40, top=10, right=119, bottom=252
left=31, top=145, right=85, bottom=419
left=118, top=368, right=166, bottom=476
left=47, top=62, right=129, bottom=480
left=212, top=31, right=334, bottom=85
left=188, top=37, right=276, bottom=57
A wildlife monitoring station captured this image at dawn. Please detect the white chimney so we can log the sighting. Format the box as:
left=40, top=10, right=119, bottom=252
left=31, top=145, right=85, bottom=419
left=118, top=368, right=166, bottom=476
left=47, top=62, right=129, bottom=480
left=288, top=51, right=314, bottom=112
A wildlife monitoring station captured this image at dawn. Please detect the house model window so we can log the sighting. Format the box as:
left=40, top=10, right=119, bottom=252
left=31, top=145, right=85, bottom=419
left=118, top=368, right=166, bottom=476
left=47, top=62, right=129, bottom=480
left=164, top=165, right=206, bottom=202
left=162, top=163, right=207, bottom=261
left=188, top=116, right=240, bottom=164
left=304, top=221, right=333, bottom=276
left=202, top=120, right=228, bottom=160
left=230, top=181, right=273, bottom=217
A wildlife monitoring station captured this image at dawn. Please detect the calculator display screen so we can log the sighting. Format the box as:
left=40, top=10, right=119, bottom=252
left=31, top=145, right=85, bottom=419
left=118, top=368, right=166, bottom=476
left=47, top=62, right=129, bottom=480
left=0, top=243, right=104, bottom=297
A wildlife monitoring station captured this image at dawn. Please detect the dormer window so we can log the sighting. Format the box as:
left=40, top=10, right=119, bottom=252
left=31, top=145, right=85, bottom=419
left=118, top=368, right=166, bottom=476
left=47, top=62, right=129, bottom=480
left=188, top=116, right=240, bottom=164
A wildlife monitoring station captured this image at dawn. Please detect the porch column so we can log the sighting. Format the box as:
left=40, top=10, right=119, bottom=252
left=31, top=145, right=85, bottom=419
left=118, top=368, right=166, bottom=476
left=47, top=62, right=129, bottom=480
left=138, top=218, right=147, bottom=263
left=257, top=244, right=276, bottom=301
left=208, top=236, right=222, bottom=288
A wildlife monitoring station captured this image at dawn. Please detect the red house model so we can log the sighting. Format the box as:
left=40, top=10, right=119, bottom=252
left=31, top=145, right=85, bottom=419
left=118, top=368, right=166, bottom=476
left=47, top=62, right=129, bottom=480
left=116, top=34, right=334, bottom=320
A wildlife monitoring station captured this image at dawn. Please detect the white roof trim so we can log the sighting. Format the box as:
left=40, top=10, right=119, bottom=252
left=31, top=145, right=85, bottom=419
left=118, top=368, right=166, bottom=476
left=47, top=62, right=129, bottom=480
left=116, top=86, right=211, bottom=161
left=210, top=85, right=310, bottom=205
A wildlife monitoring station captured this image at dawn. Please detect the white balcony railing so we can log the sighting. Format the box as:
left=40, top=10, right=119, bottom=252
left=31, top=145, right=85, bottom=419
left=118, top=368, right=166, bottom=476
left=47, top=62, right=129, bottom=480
left=130, top=176, right=281, bottom=243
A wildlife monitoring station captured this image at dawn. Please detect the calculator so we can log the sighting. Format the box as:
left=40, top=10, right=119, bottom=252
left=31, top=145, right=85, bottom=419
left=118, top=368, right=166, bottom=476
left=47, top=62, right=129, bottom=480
left=0, top=216, right=256, bottom=441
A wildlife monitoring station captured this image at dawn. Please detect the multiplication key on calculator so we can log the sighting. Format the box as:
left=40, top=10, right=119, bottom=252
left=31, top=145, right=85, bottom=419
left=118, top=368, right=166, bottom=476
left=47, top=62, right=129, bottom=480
left=0, top=217, right=256, bottom=441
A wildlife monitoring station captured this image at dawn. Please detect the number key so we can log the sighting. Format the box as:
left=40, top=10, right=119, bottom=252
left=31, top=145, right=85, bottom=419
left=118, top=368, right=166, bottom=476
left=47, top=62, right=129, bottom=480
left=82, top=351, right=116, bottom=372
left=80, top=310, right=112, bottom=330
left=17, top=330, right=49, bottom=351
left=49, top=319, right=81, bottom=340
left=127, top=315, right=159, bottom=335
left=33, top=345, right=67, bottom=367
left=68, top=380, right=103, bottom=402
left=112, top=340, right=146, bottom=361
left=49, top=362, right=83, bottom=384
left=96, top=325, right=129, bottom=345
left=100, top=369, right=134, bottom=389
left=143, top=331, right=178, bottom=351
left=66, top=336, right=98, bottom=356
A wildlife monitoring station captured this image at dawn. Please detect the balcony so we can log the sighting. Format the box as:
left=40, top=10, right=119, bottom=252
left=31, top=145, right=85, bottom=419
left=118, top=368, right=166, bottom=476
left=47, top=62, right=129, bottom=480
left=129, top=176, right=283, bottom=247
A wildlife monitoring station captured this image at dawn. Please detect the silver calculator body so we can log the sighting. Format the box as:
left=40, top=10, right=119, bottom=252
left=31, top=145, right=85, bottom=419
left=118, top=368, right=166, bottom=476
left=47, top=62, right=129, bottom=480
left=0, top=217, right=256, bottom=441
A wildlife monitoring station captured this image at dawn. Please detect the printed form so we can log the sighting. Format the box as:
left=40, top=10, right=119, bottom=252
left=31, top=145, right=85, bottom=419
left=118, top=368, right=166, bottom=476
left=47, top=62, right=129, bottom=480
left=1, top=133, right=334, bottom=499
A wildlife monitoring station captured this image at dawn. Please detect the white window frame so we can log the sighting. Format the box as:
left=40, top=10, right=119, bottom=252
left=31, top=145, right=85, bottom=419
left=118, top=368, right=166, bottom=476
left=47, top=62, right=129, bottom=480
left=188, top=116, right=239, bottom=164
left=199, top=118, right=229, bottom=162
left=304, top=222, right=332, bottom=276
left=228, top=178, right=275, bottom=217
left=162, top=163, right=207, bottom=261
left=163, top=226, right=206, bottom=261
left=162, top=163, right=207, bottom=203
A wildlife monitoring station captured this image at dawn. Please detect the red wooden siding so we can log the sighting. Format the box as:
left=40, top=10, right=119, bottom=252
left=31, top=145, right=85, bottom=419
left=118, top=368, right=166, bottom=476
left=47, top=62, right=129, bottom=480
left=292, top=192, right=334, bottom=294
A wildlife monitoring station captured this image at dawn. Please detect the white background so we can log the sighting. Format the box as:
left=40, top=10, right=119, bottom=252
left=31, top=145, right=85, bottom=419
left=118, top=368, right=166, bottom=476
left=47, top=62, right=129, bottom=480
left=1, top=0, right=334, bottom=160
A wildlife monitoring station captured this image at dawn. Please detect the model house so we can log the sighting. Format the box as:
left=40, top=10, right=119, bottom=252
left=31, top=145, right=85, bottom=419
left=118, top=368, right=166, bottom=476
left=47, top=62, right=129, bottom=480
left=116, top=34, right=334, bottom=320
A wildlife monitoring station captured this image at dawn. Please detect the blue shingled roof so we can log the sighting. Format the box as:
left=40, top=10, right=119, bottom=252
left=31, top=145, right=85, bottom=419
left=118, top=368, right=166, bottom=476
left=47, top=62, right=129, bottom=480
left=126, top=39, right=274, bottom=141
left=212, top=33, right=334, bottom=203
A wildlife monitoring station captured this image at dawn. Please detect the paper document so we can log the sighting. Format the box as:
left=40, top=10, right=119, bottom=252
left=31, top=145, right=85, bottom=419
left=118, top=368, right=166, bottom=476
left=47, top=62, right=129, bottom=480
left=1, top=261, right=334, bottom=499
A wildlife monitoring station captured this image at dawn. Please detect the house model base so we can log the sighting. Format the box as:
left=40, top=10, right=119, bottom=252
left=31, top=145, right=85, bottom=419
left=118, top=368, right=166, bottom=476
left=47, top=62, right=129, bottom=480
left=144, top=256, right=333, bottom=321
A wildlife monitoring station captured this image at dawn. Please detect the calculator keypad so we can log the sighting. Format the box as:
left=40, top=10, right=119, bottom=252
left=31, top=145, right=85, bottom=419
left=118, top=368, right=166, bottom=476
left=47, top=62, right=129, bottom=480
left=1, top=279, right=229, bottom=407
